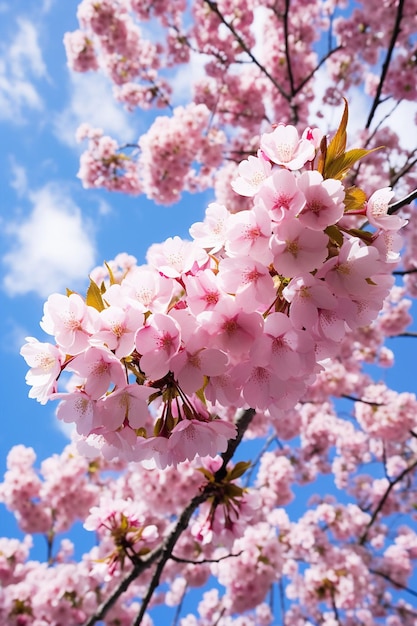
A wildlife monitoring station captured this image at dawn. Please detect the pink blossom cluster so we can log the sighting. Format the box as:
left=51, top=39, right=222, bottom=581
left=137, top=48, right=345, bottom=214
left=1, top=413, right=417, bottom=624
left=76, top=123, right=142, bottom=194
left=22, top=121, right=406, bottom=472
left=64, top=0, right=417, bottom=206
left=76, top=103, right=225, bottom=202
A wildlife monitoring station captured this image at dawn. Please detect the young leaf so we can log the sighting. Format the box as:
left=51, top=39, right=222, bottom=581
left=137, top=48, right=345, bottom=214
left=325, top=225, right=344, bottom=247
left=86, top=277, right=105, bottom=311
left=344, top=186, right=367, bottom=212
left=325, top=147, right=381, bottom=180
left=317, top=134, right=328, bottom=176
left=227, top=460, right=252, bottom=482
left=323, top=98, right=349, bottom=176
left=105, top=261, right=117, bottom=286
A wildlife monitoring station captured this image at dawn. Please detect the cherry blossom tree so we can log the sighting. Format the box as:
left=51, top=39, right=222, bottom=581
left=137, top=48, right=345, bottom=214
left=2, top=1, right=417, bottom=625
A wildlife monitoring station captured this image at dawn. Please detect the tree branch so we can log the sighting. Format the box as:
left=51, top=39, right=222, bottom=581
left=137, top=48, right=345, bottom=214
left=365, top=0, right=405, bottom=129
left=359, top=456, right=417, bottom=545
left=132, top=409, right=255, bottom=624
left=170, top=550, right=243, bottom=565
left=203, top=0, right=290, bottom=101
left=283, top=0, right=294, bottom=95
left=388, top=188, right=417, bottom=214
left=342, top=394, right=384, bottom=407
left=82, top=409, right=254, bottom=626
left=103, top=409, right=253, bottom=626
left=370, top=568, right=417, bottom=598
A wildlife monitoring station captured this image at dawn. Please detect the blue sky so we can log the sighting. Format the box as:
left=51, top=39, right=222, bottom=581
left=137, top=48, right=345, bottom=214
left=1, top=0, right=416, bottom=594
left=0, top=1, right=214, bottom=465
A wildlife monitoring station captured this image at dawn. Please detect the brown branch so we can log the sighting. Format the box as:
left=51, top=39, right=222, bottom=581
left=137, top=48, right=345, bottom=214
left=170, top=550, right=243, bottom=565
left=365, top=0, right=405, bottom=129
left=359, top=456, right=417, bottom=545
left=393, top=268, right=417, bottom=275
left=342, top=394, right=384, bottom=407
left=330, top=588, right=342, bottom=626
left=389, top=148, right=417, bottom=188
left=283, top=0, right=295, bottom=95
left=294, top=44, right=342, bottom=96
left=388, top=189, right=417, bottom=214
left=203, top=0, right=290, bottom=101
left=171, top=581, right=188, bottom=626
left=82, top=409, right=254, bottom=626
left=370, top=568, right=417, bottom=599
left=83, top=548, right=163, bottom=626
left=279, top=579, right=286, bottom=626
left=132, top=408, right=255, bottom=625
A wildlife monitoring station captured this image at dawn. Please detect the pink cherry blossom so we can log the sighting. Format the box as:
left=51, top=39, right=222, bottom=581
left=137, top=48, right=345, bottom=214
left=68, top=346, right=127, bottom=399
left=20, top=338, right=63, bottom=404
left=92, top=305, right=144, bottom=358
left=256, top=168, right=305, bottom=222
left=260, top=124, right=315, bottom=170
left=146, top=236, right=208, bottom=278
left=225, top=203, right=273, bottom=265
left=366, top=187, right=408, bottom=231
left=40, top=293, right=100, bottom=354
left=231, top=154, right=272, bottom=197
left=135, top=313, right=181, bottom=380
left=297, top=170, right=345, bottom=230
left=271, top=218, right=329, bottom=276
left=167, top=419, right=236, bottom=464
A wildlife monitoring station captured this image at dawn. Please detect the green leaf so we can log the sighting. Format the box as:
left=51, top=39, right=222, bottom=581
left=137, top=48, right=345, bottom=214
left=224, top=483, right=245, bottom=499
left=86, top=278, right=105, bottom=311
left=105, top=261, right=117, bottom=286
left=317, top=134, right=327, bottom=176
left=325, top=225, right=344, bottom=247
left=344, top=186, right=367, bottom=212
left=227, top=460, right=252, bottom=482
left=325, top=147, right=380, bottom=180
left=153, top=417, right=163, bottom=436
left=324, top=98, right=349, bottom=174
left=347, top=228, right=374, bottom=244
left=196, top=467, right=215, bottom=482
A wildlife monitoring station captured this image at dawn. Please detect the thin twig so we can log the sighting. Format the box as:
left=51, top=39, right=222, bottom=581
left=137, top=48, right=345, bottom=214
left=203, top=0, right=289, bottom=101
left=370, top=568, right=417, bottom=598
left=283, top=0, right=296, bottom=121
left=171, top=582, right=188, bottom=626
left=132, top=409, right=255, bottom=625
left=170, top=550, right=243, bottom=565
left=359, top=456, right=417, bottom=545
left=294, top=45, right=342, bottom=96
left=390, top=151, right=417, bottom=188
left=83, top=409, right=254, bottom=626
left=279, top=579, right=286, bottom=626
left=393, top=268, right=417, bottom=275
left=342, top=394, right=384, bottom=407
left=244, top=432, right=278, bottom=487
left=388, top=189, right=417, bottom=214
left=330, top=588, right=342, bottom=626
left=365, top=0, right=405, bottom=129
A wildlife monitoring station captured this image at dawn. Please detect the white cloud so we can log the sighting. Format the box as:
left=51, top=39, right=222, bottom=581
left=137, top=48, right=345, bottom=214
left=9, top=157, right=28, bottom=197
left=10, top=18, right=47, bottom=79
left=373, top=98, right=417, bottom=152
left=0, top=18, right=46, bottom=122
left=3, top=183, right=96, bottom=298
left=171, top=50, right=209, bottom=105
left=54, top=72, right=135, bottom=147
left=310, top=66, right=417, bottom=156
left=41, top=0, right=55, bottom=13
